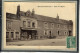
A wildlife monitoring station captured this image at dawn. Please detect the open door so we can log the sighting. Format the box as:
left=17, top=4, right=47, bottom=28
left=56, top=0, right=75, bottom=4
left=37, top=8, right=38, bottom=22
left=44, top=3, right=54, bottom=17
left=69, top=31, right=72, bottom=36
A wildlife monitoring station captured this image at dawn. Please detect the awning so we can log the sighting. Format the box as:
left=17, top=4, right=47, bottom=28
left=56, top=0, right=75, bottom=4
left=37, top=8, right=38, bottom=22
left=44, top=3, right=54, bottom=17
left=21, top=27, right=37, bottom=30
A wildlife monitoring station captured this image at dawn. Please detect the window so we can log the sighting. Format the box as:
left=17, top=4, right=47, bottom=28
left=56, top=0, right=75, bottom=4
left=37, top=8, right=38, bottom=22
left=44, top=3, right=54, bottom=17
left=69, top=31, right=72, bottom=36
left=6, top=22, right=8, bottom=29
left=40, top=36, right=42, bottom=38
left=51, top=23, right=54, bottom=28
left=7, top=21, right=11, bottom=30
left=67, top=32, right=69, bottom=35
left=65, top=31, right=68, bottom=35
left=64, top=25, right=67, bottom=29
left=58, top=31, right=59, bottom=35
left=44, top=30, right=47, bottom=35
left=57, top=24, right=60, bottom=28
left=6, top=32, right=9, bottom=38
left=23, top=21, right=26, bottom=27
left=16, top=32, right=19, bottom=39
left=32, top=22, right=35, bottom=28
left=44, top=30, right=51, bottom=36
left=16, top=32, right=19, bottom=34
left=49, top=31, right=51, bottom=36
left=8, top=22, right=11, bottom=29
left=69, top=25, right=72, bottom=29
left=28, top=21, right=31, bottom=27
left=11, top=32, right=14, bottom=38
left=44, top=22, right=48, bottom=28
left=64, top=32, right=66, bottom=35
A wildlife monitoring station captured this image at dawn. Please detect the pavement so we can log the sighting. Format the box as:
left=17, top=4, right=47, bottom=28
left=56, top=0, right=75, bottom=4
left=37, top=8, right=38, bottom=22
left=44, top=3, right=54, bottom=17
left=6, top=38, right=66, bottom=46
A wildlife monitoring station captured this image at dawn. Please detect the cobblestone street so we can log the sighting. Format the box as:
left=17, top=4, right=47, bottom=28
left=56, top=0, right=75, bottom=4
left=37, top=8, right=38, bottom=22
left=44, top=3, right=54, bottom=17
left=6, top=38, right=66, bottom=46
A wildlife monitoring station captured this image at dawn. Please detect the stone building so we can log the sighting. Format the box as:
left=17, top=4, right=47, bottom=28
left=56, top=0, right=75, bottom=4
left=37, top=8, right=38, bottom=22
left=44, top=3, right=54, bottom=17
left=6, top=5, right=73, bottom=41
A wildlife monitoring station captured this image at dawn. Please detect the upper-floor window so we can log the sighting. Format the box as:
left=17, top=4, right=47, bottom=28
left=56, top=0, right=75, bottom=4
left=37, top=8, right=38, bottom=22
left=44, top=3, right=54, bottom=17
left=69, top=25, right=72, bottom=29
left=8, top=22, right=11, bottom=29
left=28, top=21, right=31, bottom=27
left=44, top=22, right=48, bottom=28
left=57, top=24, right=60, bottom=28
left=23, top=21, right=26, bottom=27
left=6, top=21, right=12, bottom=30
left=51, top=23, right=54, bottom=28
left=6, top=32, right=9, bottom=38
left=32, top=22, right=35, bottom=28
left=64, top=25, right=67, bottom=29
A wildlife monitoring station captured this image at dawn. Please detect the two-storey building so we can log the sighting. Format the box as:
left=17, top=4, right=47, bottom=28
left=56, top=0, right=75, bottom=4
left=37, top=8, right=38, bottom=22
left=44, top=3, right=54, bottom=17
left=6, top=5, right=73, bottom=41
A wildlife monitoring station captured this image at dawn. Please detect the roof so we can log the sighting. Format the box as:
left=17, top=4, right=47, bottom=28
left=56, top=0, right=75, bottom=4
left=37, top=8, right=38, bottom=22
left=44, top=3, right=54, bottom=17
left=6, top=12, right=19, bottom=20
left=6, top=12, right=72, bottom=25
left=19, top=11, right=26, bottom=16
left=35, top=14, right=69, bottom=24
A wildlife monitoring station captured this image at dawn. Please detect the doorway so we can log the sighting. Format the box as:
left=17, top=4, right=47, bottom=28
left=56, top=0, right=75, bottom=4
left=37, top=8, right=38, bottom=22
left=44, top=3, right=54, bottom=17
left=21, top=30, right=37, bottom=39
left=69, top=31, right=72, bottom=36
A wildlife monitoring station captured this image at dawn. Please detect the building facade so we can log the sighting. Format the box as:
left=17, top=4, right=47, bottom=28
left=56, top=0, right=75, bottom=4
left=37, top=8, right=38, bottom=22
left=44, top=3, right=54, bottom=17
left=6, top=5, right=73, bottom=41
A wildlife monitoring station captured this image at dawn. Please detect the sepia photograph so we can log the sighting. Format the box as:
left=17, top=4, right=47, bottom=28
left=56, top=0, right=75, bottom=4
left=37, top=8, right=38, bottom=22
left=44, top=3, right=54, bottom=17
left=2, top=1, right=77, bottom=50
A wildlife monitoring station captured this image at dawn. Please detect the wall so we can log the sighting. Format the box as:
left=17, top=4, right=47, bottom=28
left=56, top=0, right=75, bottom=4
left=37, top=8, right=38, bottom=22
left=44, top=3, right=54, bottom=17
left=6, top=18, right=21, bottom=40
left=37, top=19, right=71, bottom=39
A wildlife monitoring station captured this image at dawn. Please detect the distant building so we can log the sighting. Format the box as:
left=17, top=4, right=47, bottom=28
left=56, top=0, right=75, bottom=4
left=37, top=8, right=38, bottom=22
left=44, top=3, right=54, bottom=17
left=6, top=5, right=73, bottom=41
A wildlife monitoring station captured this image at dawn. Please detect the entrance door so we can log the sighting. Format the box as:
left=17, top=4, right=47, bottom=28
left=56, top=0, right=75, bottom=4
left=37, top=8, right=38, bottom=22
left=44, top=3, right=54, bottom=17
left=49, top=31, right=51, bottom=38
left=21, top=30, right=28, bottom=40
left=21, top=30, right=37, bottom=39
left=69, top=31, right=72, bottom=36
left=32, top=30, right=37, bottom=39
left=11, top=32, right=14, bottom=40
left=16, top=32, right=19, bottom=40
left=6, top=32, right=9, bottom=39
left=27, top=30, right=37, bottom=39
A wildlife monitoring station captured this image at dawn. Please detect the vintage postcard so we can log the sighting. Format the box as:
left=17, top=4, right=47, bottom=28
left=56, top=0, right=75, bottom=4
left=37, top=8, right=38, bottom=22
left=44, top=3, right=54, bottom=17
left=2, top=1, right=77, bottom=51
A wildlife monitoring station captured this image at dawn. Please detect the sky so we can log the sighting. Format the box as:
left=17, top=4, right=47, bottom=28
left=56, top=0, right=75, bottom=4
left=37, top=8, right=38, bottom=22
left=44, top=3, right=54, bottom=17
left=4, top=2, right=77, bottom=35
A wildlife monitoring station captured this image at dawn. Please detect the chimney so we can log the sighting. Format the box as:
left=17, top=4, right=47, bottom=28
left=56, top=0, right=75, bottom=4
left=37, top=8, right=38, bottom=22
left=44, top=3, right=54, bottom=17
left=32, top=8, right=35, bottom=16
left=16, top=5, right=20, bottom=18
left=56, top=14, right=59, bottom=19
